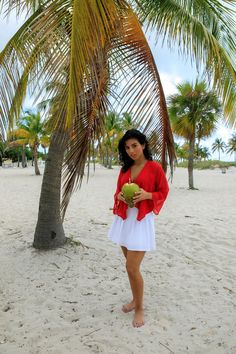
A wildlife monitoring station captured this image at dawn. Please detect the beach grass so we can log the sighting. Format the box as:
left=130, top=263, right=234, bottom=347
left=176, top=160, right=236, bottom=169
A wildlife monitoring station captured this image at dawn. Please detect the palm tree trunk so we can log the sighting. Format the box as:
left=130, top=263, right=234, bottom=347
left=33, top=130, right=67, bottom=249
left=218, top=149, right=221, bottom=161
left=105, top=145, right=109, bottom=167
left=188, top=137, right=195, bottom=189
left=34, top=144, right=40, bottom=175
left=108, top=154, right=112, bottom=169
left=196, top=139, right=200, bottom=160
left=17, top=150, right=20, bottom=167
left=22, top=145, right=27, bottom=168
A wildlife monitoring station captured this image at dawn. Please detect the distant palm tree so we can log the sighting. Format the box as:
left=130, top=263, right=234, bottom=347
left=198, top=146, right=211, bottom=161
left=8, top=128, right=28, bottom=168
left=212, top=138, right=227, bottom=161
left=168, top=80, right=221, bottom=189
left=40, top=135, right=50, bottom=159
left=10, top=111, right=49, bottom=174
left=103, top=112, right=122, bottom=169
left=176, top=145, right=188, bottom=163
left=226, top=133, right=236, bottom=162
left=121, top=112, right=137, bottom=131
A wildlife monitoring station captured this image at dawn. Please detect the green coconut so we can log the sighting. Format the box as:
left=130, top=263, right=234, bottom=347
left=121, top=182, right=140, bottom=207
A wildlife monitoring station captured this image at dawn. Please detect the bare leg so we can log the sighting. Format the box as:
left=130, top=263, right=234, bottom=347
left=120, top=246, right=136, bottom=313
left=126, top=250, right=146, bottom=327
left=121, top=246, right=128, bottom=259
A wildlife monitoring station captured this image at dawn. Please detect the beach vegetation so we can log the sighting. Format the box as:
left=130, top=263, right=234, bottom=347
left=168, top=80, right=221, bottom=189
left=177, top=160, right=236, bottom=170
left=99, top=112, right=138, bottom=168
left=0, top=1, right=235, bottom=249
left=226, top=133, right=236, bottom=162
left=7, top=111, right=50, bottom=174
left=212, top=138, right=227, bottom=161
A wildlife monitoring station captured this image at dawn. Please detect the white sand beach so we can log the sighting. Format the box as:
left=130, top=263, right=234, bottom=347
left=0, top=164, right=236, bottom=354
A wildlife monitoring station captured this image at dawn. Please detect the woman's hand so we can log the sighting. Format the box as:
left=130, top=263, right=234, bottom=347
left=117, top=191, right=127, bottom=203
left=133, top=188, right=152, bottom=204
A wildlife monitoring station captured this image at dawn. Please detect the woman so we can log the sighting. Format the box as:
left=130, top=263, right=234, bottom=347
left=108, top=129, right=169, bottom=328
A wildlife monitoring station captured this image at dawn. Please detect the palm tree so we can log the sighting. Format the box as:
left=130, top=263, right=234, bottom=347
left=8, top=129, right=29, bottom=168
left=9, top=111, right=49, bottom=174
left=198, top=146, right=211, bottom=161
left=212, top=138, right=227, bottom=161
left=0, top=1, right=175, bottom=249
left=226, top=133, right=236, bottom=162
left=40, top=135, right=50, bottom=159
left=175, top=143, right=188, bottom=163
left=103, top=112, right=122, bottom=169
left=168, top=80, right=221, bottom=189
left=17, top=111, right=48, bottom=175
left=0, top=1, right=235, bottom=248
left=136, top=0, right=236, bottom=125
left=120, top=112, right=137, bottom=131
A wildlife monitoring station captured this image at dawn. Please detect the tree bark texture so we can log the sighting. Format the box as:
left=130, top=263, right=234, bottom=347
left=188, top=137, right=195, bottom=189
left=33, top=144, right=41, bottom=175
left=33, top=131, right=66, bottom=249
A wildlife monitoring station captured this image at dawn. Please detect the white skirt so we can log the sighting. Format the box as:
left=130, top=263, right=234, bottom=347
left=108, top=207, right=156, bottom=251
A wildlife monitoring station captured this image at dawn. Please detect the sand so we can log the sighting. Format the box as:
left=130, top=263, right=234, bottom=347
left=0, top=164, right=236, bottom=354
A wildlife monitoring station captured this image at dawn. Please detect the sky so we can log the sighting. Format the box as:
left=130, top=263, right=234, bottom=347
left=0, top=10, right=235, bottom=161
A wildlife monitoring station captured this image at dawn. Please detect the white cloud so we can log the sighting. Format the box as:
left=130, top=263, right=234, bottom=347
left=159, top=72, right=183, bottom=97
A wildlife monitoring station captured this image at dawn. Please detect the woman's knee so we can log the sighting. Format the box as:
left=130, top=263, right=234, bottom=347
left=126, top=262, right=139, bottom=277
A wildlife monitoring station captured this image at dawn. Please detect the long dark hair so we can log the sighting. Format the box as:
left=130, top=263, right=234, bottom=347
left=118, top=129, right=152, bottom=172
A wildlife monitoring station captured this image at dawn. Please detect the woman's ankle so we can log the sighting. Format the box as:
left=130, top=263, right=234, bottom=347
left=135, top=304, right=144, bottom=311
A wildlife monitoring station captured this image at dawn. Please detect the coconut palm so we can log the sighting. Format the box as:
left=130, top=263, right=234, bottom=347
left=136, top=0, right=236, bottom=125
left=8, top=128, right=29, bottom=168
left=0, top=1, right=235, bottom=248
left=175, top=143, right=187, bottom=163
left=102, top=112, right=122, bottom=169
left=40, top=135, right=50, bottom=159
left=212, top=138, right=227, bottom=161
left=168, top=80, right=221, bottom=189
left=198, top=146, right=211, bottom=161
left=0, top=1, right=176, bottom=249
left=226, top=133, right=236, bottom=162
left=120, top=112, right=137, bottom=131
left=17, top=111, right=48, bottom=175
left=10, top=111, right=49, bottom=174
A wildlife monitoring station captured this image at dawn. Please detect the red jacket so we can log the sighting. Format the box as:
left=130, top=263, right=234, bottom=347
left=113, top=160, right=169, bottom=221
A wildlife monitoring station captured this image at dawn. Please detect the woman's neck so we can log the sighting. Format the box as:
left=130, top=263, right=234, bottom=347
left=133, top=156, right=147, bottom=166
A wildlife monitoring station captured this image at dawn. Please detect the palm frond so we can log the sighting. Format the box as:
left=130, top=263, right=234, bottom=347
left=134, top=0, right=236, bottom=125
left=111, top=8, right=176, bottom=170
left=61, top=49, right=111, bottom=218
left=0, top=0, right=176, bottom=219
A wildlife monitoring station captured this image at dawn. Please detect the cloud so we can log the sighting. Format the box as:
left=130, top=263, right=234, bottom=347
left=159, top=72, right=183, bottom=97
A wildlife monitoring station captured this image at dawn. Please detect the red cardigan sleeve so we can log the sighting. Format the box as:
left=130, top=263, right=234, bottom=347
left=113, top=169, right=123, bottom=212
left=152, top=164, right=169, bottom=215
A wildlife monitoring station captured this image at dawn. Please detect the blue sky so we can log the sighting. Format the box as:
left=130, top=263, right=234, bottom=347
left=0, top=10, right=235, bottom=161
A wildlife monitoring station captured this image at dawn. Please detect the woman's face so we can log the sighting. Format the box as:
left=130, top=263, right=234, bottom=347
left=124, top=138, right=145, bottom=161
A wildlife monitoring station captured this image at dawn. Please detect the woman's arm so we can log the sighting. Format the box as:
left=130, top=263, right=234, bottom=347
left=113, top=169, right=124, bottom=210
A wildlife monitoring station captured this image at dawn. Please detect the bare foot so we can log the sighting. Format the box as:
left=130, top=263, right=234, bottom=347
left=122, top=300, right=135, bottom=313
left=132, top=308, right=144, bottom=328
